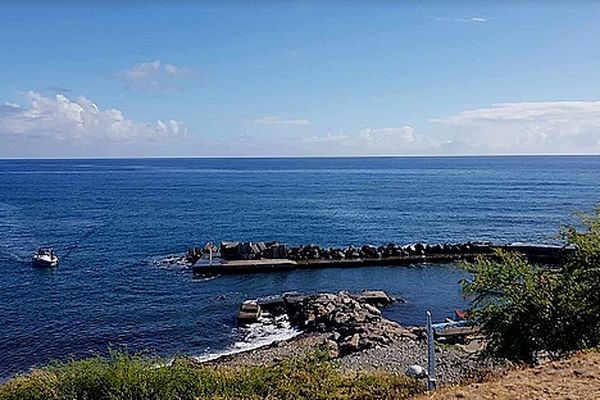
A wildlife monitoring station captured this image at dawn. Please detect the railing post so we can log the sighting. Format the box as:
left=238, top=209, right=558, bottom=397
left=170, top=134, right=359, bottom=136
left=426, top=310, right=437, bottom=391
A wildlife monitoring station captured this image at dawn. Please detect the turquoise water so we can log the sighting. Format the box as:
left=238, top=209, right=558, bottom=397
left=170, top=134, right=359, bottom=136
left=1, top=156, right=599, bottom=378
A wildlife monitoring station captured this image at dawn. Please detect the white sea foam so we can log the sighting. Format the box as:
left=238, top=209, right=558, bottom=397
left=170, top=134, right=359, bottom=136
left=192, top=313, right=301, bottom=363
left=151, top=253, right=191, bottom=270
left=192, top=275, right=219, bottom=282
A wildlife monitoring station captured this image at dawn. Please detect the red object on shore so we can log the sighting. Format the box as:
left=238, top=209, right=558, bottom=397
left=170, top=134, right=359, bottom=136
left=454, top=309, right=466, bottom=320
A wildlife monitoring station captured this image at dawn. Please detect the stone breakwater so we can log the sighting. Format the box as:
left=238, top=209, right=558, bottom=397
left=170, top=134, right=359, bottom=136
left=187, top=241, right=496, bottom=264
left=179, top=241, right=571, bottom=275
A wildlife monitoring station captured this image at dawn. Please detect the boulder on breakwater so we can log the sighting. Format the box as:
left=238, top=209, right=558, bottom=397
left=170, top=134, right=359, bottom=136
left=285, top=241, right=493, bottom=261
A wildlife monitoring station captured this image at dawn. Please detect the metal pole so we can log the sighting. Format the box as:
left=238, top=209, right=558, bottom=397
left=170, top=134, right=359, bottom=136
left=426, top=310, right=437, bottom=391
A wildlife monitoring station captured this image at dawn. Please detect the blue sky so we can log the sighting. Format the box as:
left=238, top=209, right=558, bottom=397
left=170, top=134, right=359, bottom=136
left=2, top=1, right=600, bottom=157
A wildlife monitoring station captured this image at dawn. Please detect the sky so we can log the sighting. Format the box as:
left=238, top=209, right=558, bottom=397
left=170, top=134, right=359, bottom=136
left=1, top=1, right=600, bottom=158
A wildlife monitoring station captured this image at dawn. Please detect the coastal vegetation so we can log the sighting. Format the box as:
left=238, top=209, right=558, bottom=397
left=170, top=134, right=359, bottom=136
left=0, top=349, right=423, bottom=400
left=462, top=206, right=600, bottom=364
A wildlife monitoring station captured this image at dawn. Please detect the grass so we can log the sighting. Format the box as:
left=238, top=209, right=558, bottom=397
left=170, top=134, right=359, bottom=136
left=0, top=349, right=424, bottom=400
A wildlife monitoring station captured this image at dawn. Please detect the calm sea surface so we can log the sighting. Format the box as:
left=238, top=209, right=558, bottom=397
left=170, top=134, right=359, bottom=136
left=1, top=156, right=599, bottom=378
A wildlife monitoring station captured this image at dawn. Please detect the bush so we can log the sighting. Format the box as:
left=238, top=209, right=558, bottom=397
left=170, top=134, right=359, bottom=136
left=558, top=207, right=600, bottom=349
left=461, top=250, right=560, bottom=363
left=462, top=206, right=600, bottom=364
left=0, top=349, right=423, bottom=400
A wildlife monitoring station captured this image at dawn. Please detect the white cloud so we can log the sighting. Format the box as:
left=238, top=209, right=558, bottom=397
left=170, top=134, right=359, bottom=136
left=300, top=126, right=440, bottom=155
left=360, top=126, right=424, bottom=145
left=253, top=116, right=311, bottom=126
left=117, top=60, right=191, bottom=91
left=304, top=133, right=350, bottom=144
left=435, top=16, right=488, bottom=23
left=164, top=63, right=191, bottom=78
left=357, top=126, right=440, bottom=153
left=0, top=91, right=185, bottom=144
left=433, top=101, right=600, bottom=154
left=121, top=60, right=161, bottom=81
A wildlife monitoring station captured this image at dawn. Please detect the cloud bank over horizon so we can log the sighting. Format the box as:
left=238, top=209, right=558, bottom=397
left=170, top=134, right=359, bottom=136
left=300, top=126, right=440, bottom=156
left=1, top=91, right=600, bottom=157
left=434, top=101, right=600, bottom=154
left=0, top=91, right=188, bottom=157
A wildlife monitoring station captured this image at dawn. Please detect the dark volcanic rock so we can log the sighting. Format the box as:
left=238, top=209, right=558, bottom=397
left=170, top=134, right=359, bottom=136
left=278, top=290, right=415, bottom=356
left=357, top=290, right=393, bottom=306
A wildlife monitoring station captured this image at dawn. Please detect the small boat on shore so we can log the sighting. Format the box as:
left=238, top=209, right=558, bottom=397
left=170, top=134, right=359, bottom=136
left=32, top=248, right=59, bottom=268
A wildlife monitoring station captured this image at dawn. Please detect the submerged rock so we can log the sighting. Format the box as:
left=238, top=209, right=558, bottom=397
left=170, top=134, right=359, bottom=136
left=358, top=290, right=393, bottom=306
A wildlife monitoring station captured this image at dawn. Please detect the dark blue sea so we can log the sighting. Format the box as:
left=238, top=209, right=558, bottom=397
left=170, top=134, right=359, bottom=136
left=1, top=156, right=599, bottom=379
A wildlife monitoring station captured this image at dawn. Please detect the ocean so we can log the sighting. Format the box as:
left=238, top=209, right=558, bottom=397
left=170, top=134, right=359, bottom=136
left=1, top=156, right=599, bottom=378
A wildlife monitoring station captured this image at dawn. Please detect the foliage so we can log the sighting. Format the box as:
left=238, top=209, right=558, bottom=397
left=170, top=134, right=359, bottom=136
left=558, top=207, right=600, bottom=348
left=461, top=250, right=560, bottom=363
left=0, top=349, right=423, bottom=400
left=462, top=206, right=600, bottom=364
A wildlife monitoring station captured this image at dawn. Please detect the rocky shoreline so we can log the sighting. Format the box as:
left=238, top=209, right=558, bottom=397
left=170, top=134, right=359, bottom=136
left=205, top=290, right=498, bottom=385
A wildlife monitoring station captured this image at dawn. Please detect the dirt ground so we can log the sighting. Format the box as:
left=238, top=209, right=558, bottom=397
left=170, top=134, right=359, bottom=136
left=417, top=351, right=600, bottom=400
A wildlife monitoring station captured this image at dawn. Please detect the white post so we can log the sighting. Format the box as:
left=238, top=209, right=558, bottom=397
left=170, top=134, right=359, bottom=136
left=426, top=310, right=437, bottom=391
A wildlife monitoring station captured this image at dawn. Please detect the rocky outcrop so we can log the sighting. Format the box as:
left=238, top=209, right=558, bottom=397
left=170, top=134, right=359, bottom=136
left=275, top=290, right=415, bottom=356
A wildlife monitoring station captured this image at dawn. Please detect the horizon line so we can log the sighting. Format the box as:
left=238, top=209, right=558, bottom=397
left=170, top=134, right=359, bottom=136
left=1, top=153, right=600, bottom=161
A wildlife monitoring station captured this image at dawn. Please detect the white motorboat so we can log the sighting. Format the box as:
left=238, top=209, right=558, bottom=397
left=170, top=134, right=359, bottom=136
left=32, top=248, right=59, bottom=268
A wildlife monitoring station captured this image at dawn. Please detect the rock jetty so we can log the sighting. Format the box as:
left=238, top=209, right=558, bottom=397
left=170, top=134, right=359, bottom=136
left=172, top=240, right=572, bottom=276
left=187, top=241, right=495, bottom=264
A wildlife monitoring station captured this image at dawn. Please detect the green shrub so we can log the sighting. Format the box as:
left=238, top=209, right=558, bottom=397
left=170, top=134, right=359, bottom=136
left=461, top=250, right=560, bottom=363
left=558, top=207, right=600, bottom=349
left=0, top=349, right=423, bottom=400
left=462, top=206, right=600, bottom=364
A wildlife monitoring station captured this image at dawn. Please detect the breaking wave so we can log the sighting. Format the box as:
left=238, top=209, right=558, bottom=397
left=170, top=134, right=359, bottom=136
left=192, top=313, right=300, bottom=363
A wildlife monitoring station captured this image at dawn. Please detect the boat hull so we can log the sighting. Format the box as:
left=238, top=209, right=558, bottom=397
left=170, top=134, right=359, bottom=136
left=32, top=257, right=59, bottom=268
